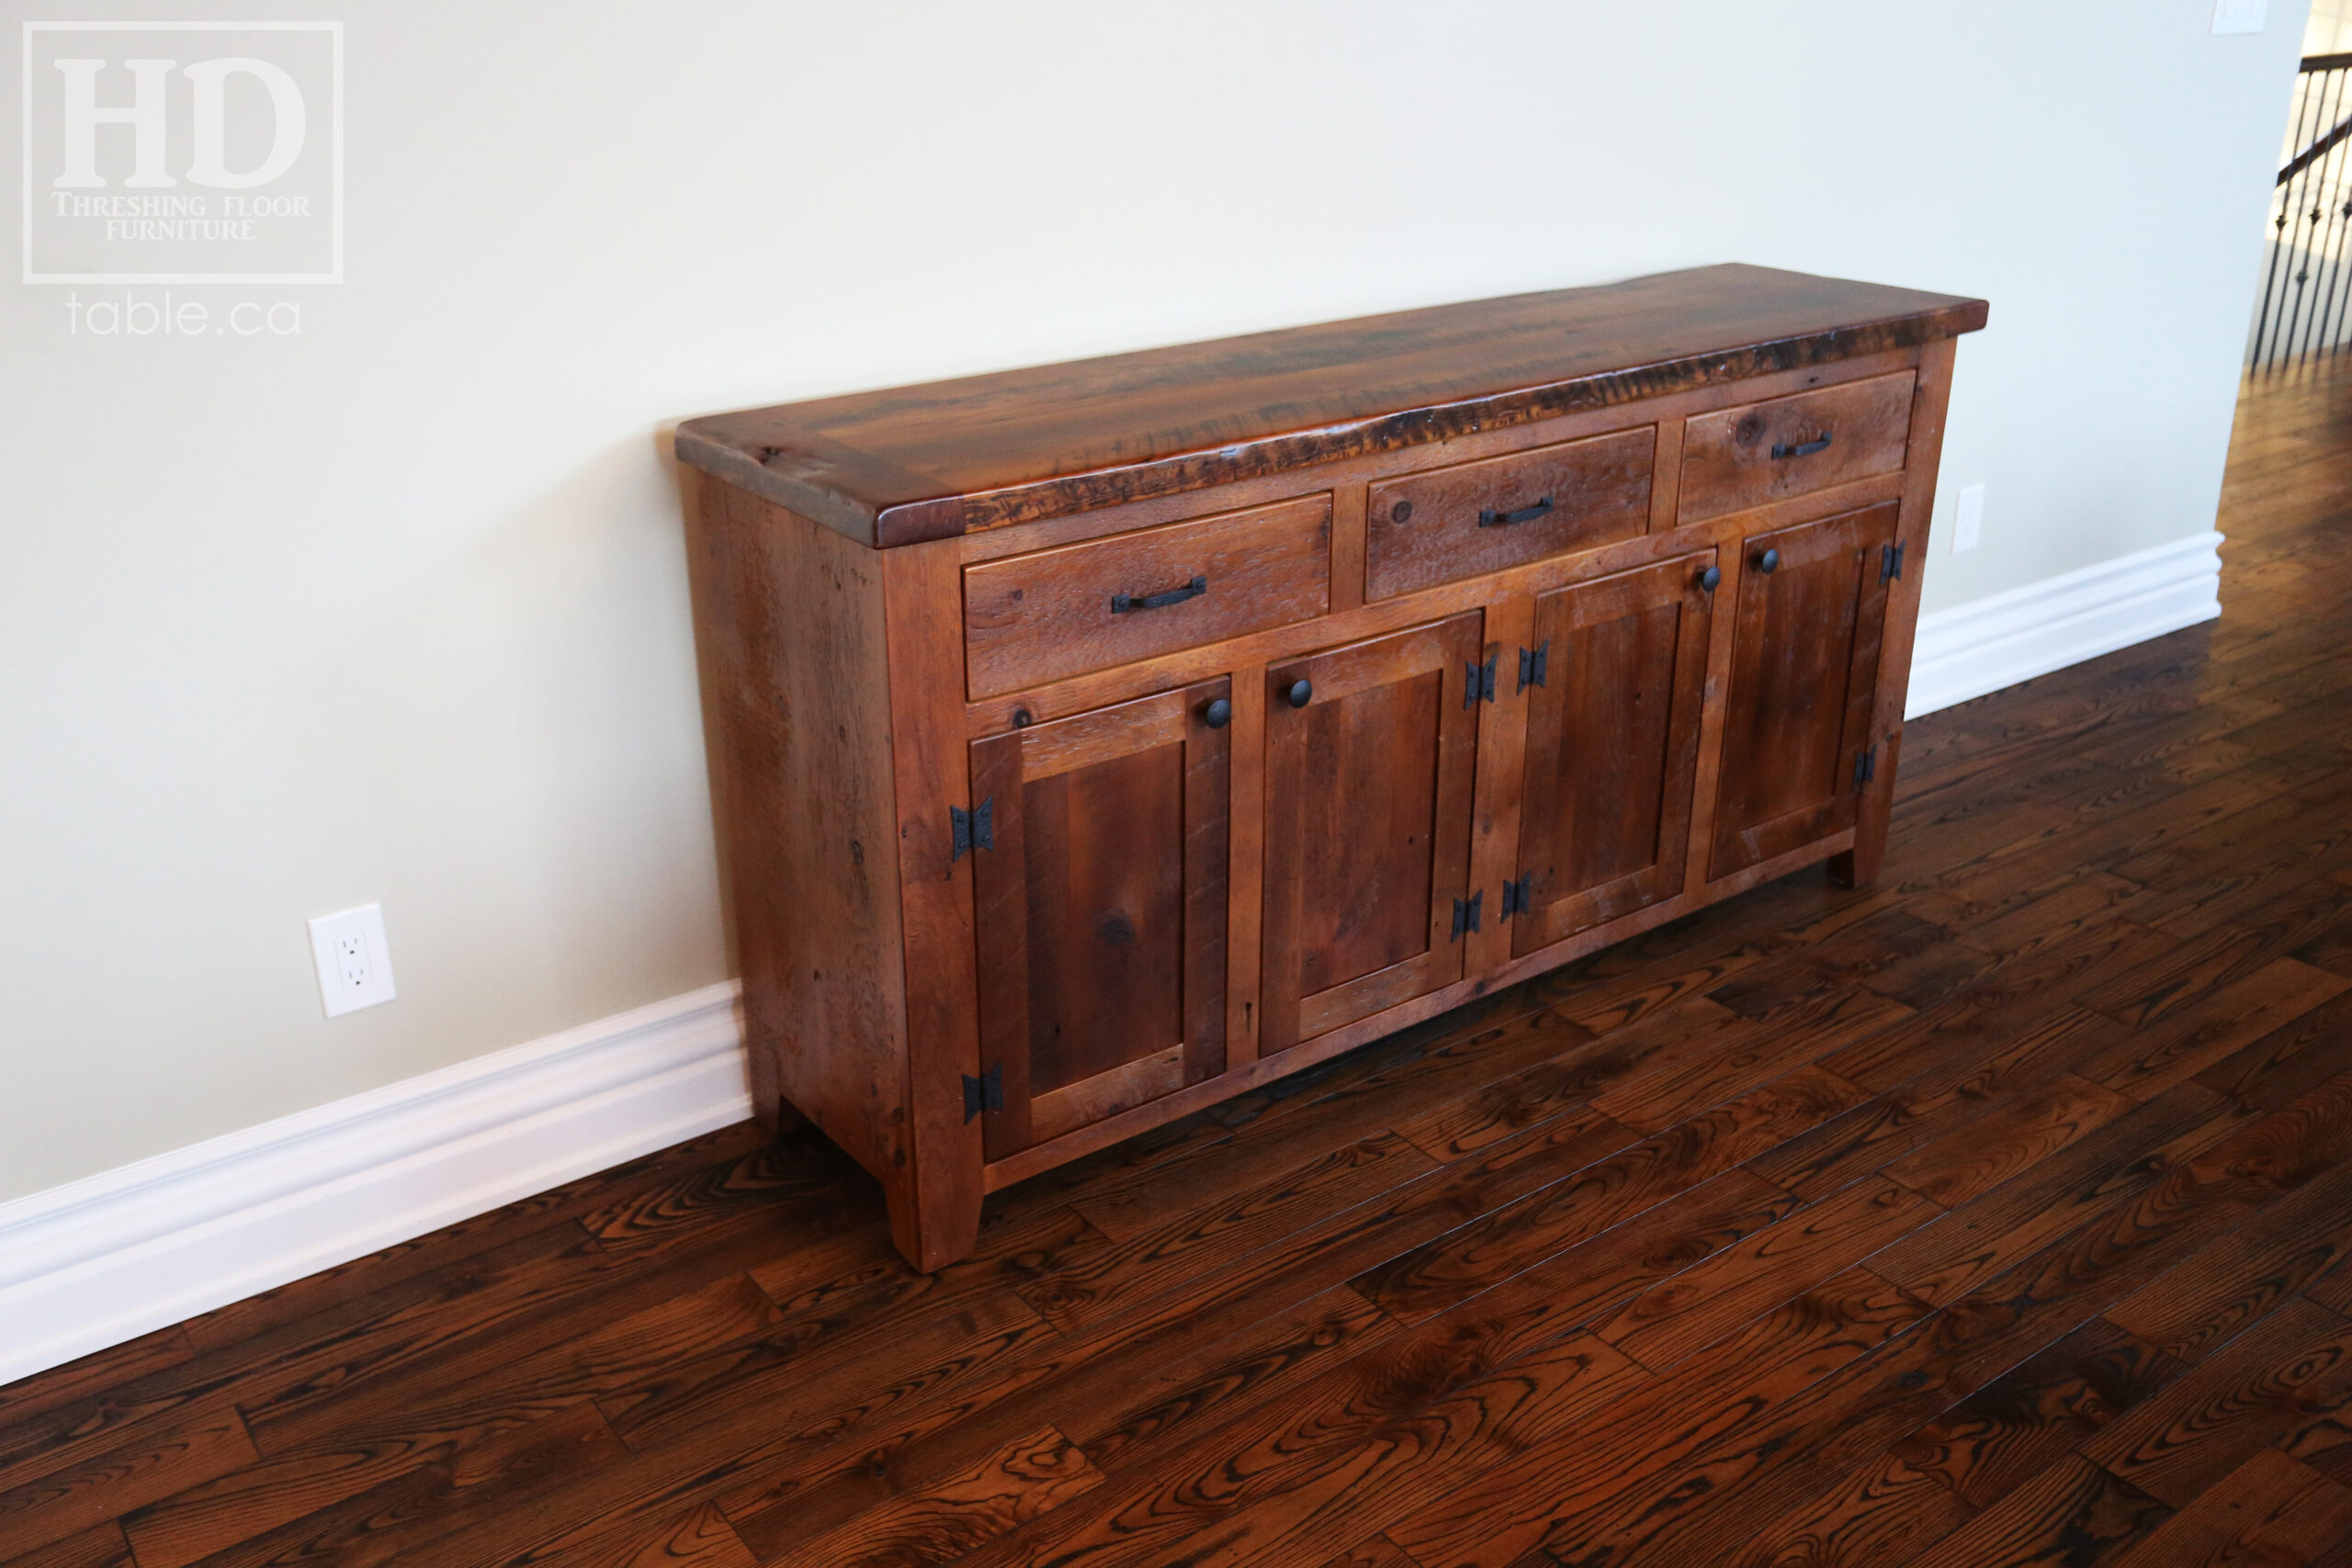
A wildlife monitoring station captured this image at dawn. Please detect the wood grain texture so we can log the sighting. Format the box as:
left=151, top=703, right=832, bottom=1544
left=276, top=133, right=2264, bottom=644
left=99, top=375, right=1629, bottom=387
left=36, top=352, right=2352, bottom=1568
left=2109, top=1447, right=2352, bottom=1568
left=0, top=1407, right=254, bottom=1560
left=675, top=265, right=1984, bottom=545
left=2078, top=1294, right=2352, bottom=1508
left=762, top=1424, right=1102, bottom=1568
left=882, top=539, right=988, bottom=1269
left=687, top=479, right=910, bottom=1160
left=963, top=493, right=1329, bottom=698
left=1838, top=336, right=1956, bottom=888
left=969, top=680, right=1227, bottom=1159
left=1464, top=592, right=1534, bottom=981
left=1678, top=369, right=1917, bottom=522
left=1901, top=1454, right=2171, bottom=1568
left=0, top=1524, right=135, bottom=1568
left=1709, top=500, right=1900, bottom=879
left=1512, top=551, right=1715, bottom=953
left=952, top=463, right=1912, bottom=745
left=524, top=1501, right=758, bottom=1568
left=1260, top=615, right=1483, bottom=1055
left=1892, top=1316, right=2184, bottom=1508
left=1363, top=424, right=1654, bottom=600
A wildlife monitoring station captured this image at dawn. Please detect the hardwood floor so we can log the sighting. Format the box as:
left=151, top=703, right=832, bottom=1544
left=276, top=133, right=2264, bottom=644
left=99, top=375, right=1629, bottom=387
left=8, top=360, right=2352, bottom=1567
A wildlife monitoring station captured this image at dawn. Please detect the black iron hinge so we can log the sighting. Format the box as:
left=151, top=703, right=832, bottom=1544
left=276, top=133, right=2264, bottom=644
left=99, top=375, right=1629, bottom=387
left=1881, top=541, right=1906, bottom=583
left=1518, top=640, right=1549, bottom=694
left=1464, top=653, right=1498, bottom=708
left=950, top=796, right=994, bottom=862
left=1853, top=746, right=1879, bottom=791
left=961, top=1062, right=1003, bottom=1122
left=1451, top=890, right=1484, bottom=940
left=1499, top=874, right=1534, bottom=918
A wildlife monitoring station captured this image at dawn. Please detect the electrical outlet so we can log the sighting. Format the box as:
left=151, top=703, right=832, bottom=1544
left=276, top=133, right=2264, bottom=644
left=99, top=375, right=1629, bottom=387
left=309, top=903, right=397, bottom=1018
left=1952, top=483, right=1985, bottom=553
left=2212, top=0, right=2266, bottom=35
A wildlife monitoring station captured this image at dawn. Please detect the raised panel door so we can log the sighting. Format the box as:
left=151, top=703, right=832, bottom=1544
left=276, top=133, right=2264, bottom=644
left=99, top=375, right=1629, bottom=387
left=1708, top=501, right=1901, bottom=880
left=1510, top=552, right=1717, bottom=955
left=967, top=678, right=1230, bottom=1158
left=1260, top=614, right=1484, bottom=1054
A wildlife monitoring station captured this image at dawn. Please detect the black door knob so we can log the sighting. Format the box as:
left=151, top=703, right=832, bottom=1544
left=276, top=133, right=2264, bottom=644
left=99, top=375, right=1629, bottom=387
left=1698, top=564, right=1722, bottom=592
left=1758, top=547, right=1781, bottom=574
left=1203, top=697, right=1233, bottom=728
left=1284, top=678, right=1313, bottom=708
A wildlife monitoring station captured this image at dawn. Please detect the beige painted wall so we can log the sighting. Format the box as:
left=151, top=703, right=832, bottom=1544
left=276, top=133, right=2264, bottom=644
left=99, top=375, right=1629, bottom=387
left=0, top=0, right=2307, bottom=1203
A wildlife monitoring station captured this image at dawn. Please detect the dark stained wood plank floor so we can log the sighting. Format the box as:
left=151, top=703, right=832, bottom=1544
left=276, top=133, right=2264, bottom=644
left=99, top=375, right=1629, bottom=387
left=8, top=359, right=2352, bottom=1567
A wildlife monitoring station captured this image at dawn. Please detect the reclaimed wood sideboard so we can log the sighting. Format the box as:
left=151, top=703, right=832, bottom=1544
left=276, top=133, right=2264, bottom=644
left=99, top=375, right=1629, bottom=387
left=675, top=264, right=1988, bottom=1269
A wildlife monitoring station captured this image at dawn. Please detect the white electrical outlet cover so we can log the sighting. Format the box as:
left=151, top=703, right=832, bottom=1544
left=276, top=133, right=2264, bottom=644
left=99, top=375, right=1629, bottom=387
left=2212, top=0, right=2266, bottom=35
left=308, top=903, right=397, bottom=1018
left=1953, top=483, right=1986, bottom=553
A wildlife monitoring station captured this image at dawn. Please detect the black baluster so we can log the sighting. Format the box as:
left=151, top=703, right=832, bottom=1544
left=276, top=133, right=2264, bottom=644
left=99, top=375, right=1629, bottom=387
left=2285, top=67, right=2347, bottom=365
left=2256, top=63, right=2329, bottom=370
left=2304, top=69, right=2352, bottom=363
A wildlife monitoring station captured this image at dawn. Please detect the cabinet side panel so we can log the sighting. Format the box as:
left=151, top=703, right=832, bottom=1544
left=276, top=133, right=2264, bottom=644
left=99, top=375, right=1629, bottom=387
left=1839, top=336, right=1955, bottom=886
left=691, top=476, right=911, bottom=1182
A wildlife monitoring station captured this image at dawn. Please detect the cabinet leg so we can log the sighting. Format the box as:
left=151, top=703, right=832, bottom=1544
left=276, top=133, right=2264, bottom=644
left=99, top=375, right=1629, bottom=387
left=1836, top=731, right=1900, bottom=889
left=1832, top=806, right=1891, bottom=887
left=746, top=1026, right=786, bottom=1134
left=1828, top=847, right=1874, bottom=889
left=886, top=1173, right=983, bottom=1274
left=762, top=1093, right=809, bottom=1138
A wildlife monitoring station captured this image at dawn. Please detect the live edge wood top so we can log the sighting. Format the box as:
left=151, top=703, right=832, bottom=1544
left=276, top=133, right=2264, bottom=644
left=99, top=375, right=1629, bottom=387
left=673, top=263, right=1987, bottom=548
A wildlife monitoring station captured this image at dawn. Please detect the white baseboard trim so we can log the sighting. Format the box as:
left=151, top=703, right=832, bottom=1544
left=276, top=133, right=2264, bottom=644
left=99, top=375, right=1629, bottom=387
left=0, top=982, right=749, bottom=1389
left=1905, top=531, right=2225, bottom=719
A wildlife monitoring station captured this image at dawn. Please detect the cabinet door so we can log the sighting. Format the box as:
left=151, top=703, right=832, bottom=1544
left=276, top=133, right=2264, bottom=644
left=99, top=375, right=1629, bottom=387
left=1511, top=552, right=1716, bottom=955
left=968, top=678, right=1229, bottom=1160
left=1261, top=613, right=1483, bottom=1054
left=1709, top=501, right=1900, bottom=880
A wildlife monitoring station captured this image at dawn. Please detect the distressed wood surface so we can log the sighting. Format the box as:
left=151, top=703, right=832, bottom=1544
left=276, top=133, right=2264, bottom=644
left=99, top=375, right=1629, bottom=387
left=1514, top=550, right=1716, bottom=954
left=675, top=265, right=1984, bottom=545
left=961, top=492, right=1331, bottom=700
left=1363, top=423, right=1654, bottom=601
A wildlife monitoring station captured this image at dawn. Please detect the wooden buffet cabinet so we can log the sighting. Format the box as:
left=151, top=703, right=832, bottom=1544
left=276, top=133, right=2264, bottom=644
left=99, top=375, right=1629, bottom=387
left=675, top=265, right=1987, bottom=1269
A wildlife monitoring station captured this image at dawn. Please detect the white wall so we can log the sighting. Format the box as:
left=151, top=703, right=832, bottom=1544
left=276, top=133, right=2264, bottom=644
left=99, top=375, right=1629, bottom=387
left=0, top=0, right=2307, bottom=1205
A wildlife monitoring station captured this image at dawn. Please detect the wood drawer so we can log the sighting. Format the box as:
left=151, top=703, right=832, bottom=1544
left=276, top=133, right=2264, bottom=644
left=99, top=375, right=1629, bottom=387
left=964, top=493, right=1331, bottom=698
left=1364, top=426, right=1654, bottom=600
left=1677, top=371, right=1915, bottom=522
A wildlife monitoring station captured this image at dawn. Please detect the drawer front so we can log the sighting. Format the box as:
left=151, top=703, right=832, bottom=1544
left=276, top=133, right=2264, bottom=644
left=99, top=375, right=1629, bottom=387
left=964, top=493, right=1331, bottom=699
left=1364, top=426, right=1655, bottom=600
left=1678, top=371, right=1915, bottom=523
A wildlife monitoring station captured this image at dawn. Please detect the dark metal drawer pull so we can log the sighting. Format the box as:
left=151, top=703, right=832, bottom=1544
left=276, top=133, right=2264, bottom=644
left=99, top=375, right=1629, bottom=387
left=1770, top=432, right=1833, bottom=459
left=1110, top=575, right=1207, bottom=614
left=1477, top=496, right=1555, bottom=527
